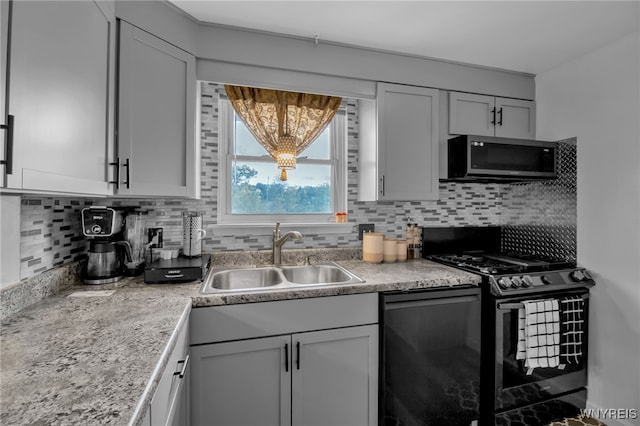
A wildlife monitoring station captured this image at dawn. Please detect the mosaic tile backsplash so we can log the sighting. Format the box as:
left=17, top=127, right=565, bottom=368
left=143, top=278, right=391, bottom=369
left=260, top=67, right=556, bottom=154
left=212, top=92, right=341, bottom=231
left=17, top=82, right=575, bottom=280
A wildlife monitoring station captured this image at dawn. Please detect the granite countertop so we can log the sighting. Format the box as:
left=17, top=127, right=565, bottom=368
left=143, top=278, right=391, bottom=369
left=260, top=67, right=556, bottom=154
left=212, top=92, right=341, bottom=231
left=192, top=259, right=482, bottom=306
left=0, top=259, right=480, bottom=425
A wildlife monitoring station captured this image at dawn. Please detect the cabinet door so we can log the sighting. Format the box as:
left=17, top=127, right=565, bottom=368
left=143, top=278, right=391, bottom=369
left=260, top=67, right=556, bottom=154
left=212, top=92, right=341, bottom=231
left=117, top=20, right=197, bottom=198
left=292, top=325, right=378, bottom=426
left=169, top=363, right=190, bottom=426
left=495, top=97, right=536, bottom=139
left=448, top=92, right=495, bottom=137
left=190, top=335, right=292, bottom=426
left=150, top=319, right=190, bottom=426
left=3, top=1, right=114, bottom=195
left=377, top=83, right=439, bottom=201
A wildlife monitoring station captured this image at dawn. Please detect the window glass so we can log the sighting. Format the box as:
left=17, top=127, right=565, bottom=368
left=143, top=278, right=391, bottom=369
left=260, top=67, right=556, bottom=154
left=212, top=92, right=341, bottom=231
left=231, top=161, right=332, bottom=214
left=299, top=130, right=330, bottom=160
left=233, top=116, right=269, bottom=156
left=220, top=99, right=345, bottom=223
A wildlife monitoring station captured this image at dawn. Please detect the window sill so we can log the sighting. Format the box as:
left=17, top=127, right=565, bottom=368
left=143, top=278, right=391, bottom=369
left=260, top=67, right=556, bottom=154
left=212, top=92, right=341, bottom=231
left=210, top=222, right=354, bottom=235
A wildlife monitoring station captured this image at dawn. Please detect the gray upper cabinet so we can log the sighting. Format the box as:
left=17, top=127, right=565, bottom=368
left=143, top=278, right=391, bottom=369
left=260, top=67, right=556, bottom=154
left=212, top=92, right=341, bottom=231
left=494, top=97, right=536, bottom=139
left=449, top=92, right=536, bottom=139
left=116, top=20, right=197, bottom=198
left=1, top=0, right=115, bottom=195
left=359, top=82, right=439, bottom=201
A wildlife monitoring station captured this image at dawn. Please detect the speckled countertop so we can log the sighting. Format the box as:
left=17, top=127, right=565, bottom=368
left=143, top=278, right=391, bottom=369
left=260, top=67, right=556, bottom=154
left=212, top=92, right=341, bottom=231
left=192, top=259, right=482, bottom=306
left=0, top=259, right=480, bottom=426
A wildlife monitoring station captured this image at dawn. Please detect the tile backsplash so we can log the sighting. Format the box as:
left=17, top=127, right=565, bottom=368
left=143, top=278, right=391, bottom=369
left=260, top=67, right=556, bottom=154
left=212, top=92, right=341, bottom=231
left=17, top=82, right=575, bottom=281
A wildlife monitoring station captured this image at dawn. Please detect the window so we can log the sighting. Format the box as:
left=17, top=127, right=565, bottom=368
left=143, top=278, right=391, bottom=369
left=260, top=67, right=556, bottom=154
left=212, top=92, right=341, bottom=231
left=218, top=99, right=347, bottom=224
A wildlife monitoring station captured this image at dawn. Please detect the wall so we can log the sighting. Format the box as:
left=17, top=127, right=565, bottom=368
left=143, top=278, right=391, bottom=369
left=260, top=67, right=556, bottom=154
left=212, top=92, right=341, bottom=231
left=17, top=82, right=505, bottom=280
left=195, top=21, right=534, bottom=101
left=114, top=2, right=535, bottom=100
left=16, top=81, right=582, bottom=283
left=502, top=139, right=577, bottom=261
left=535, top=32, right=640, bottom=425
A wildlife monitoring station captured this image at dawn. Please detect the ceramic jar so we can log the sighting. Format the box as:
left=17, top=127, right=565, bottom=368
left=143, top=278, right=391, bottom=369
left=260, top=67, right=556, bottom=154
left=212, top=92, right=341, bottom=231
left=363, top=232, right=384, bottom=263
left=383, top=238, right=397, bottom=263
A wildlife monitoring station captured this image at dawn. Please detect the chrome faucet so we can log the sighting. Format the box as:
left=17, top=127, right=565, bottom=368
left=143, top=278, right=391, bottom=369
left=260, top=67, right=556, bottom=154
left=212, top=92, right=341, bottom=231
left=272, top=222, right=303, bottom=265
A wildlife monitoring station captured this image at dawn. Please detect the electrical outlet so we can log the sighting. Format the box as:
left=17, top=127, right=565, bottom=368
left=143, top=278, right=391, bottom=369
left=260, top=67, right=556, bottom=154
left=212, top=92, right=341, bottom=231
left=358, top=224, right=375, bottom=240
left=148, top=228, right=163, bottom=248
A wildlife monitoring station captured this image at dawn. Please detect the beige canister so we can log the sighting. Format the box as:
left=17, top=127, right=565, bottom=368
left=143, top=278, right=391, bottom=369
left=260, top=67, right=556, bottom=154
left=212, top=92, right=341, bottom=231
left=383, top=238, right=397, bottom=263
left=396, top=240, right=407, bottom=262
left=363, top=232, right=384, bottom=263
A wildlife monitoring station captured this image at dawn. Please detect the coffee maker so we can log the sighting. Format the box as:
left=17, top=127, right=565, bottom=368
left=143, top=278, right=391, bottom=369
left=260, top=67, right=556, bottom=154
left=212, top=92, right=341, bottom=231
left=81, top=206, right=133, bottom=284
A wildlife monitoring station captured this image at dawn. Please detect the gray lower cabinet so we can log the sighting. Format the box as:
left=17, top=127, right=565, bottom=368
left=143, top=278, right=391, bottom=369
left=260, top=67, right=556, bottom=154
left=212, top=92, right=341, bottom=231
left=116, top=19, right=197, bottom=198
left=1, top=0, right=115, bottom=195
left=191, top=335, right=291, bottom=426
left=147, top=318, right=190, bottom=426
left=292, top=326, right=378, bottom=426
left=189, top=294, right=379, bottom=426
left=190, top=325, right=378, bottom=426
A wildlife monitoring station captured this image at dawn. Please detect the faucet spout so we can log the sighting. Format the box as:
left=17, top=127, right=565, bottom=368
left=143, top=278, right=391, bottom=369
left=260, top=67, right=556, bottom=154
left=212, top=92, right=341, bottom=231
left=272, top=223, right=303, bottom=265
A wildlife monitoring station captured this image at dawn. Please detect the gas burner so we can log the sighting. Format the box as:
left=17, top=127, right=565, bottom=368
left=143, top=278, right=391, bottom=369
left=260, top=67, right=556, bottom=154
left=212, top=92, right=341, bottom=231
left=428, top=252, right=594, bottom=296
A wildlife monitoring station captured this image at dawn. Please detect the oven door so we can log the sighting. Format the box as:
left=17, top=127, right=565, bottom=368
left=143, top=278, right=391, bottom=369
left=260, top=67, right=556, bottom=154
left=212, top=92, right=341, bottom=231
left=493, top=289, right=589, bottom=411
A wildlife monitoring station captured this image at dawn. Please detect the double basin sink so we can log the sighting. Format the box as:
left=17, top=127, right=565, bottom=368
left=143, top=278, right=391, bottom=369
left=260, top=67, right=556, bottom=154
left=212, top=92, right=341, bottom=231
left=201, top=262, right=364, bottom=293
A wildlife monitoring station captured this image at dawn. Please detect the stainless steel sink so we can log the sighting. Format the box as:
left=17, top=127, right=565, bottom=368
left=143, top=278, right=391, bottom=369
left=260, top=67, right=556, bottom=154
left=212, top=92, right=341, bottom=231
left=201, top=262, right=364, bottom=293
left=208, top=267, right=283, bottom=290
left=281, top=264, right=356, bottom=285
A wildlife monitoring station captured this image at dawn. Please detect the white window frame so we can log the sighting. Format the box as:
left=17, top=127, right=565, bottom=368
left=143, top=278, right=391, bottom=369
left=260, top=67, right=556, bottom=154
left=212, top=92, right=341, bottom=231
left=216, top=99, right=347, bottom=228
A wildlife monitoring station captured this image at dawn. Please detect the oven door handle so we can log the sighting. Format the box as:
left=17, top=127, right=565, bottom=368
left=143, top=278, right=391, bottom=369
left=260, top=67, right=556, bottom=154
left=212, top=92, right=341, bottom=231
left=497, top=293, right=589, bottom=311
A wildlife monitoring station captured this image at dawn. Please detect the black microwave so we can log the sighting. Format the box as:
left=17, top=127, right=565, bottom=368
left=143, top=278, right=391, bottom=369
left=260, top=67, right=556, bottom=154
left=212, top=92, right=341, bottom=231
left=447, top=135, right=558, bottom=182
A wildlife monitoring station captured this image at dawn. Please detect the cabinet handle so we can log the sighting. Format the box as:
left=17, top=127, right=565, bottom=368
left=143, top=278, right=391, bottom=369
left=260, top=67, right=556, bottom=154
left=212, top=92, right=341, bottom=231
left=173, top=354, right=190, bottom=379
left=285, top=343, right=289, bottom=372
left=108, top=158, right=120, bottom=188
left=1, top=115, right=14, bottom=175
left=497, top=108, right=503, bottom=126
left=123, top=158, right=131, bottom=189
left=296, top=341, right=300, bottom=370
left=490, top=107, right=496, bottom=125
left=380, top=175, right=385, bottom=196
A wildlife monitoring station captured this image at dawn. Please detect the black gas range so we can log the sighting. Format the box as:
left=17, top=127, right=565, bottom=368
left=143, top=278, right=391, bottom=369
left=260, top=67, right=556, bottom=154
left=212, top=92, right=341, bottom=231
left=423, top=226, right=595, bottom=425
left=422, top=226, right=594, bottom=297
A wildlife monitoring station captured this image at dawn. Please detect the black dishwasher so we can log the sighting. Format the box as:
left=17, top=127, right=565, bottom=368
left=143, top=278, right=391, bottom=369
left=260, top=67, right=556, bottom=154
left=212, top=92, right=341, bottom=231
left=380, top=286, right=481, bottom=426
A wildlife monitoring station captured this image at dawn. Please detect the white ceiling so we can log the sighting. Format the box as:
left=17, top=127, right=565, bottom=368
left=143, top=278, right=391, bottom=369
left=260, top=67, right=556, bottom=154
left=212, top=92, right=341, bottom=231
left=169, top=0, right=639, bottom=75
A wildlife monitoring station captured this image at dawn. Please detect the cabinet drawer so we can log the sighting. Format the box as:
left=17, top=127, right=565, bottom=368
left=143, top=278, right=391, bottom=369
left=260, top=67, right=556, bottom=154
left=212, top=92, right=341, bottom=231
left=190, top=293, right=378, bottom=345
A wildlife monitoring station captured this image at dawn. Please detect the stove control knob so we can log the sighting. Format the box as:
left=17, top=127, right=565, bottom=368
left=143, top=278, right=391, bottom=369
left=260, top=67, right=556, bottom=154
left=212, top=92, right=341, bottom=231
left=521, top=275, right=534, bottom=287
left=511, top=276, right=523, bottom=288
left=569, top=270, right=586, bottom=282
left=540, top=275, right=553, bottom=285
left=497, top=277, right=511, bottom=289
left=582, top=269, right=593, bottom=281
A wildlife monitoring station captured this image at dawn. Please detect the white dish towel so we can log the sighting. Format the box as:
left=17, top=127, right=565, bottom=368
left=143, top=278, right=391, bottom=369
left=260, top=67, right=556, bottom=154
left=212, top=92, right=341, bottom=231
left=516, top=299, right=560, bottom=373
